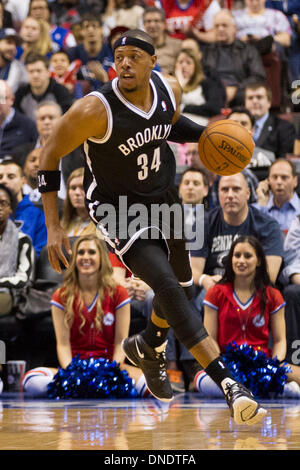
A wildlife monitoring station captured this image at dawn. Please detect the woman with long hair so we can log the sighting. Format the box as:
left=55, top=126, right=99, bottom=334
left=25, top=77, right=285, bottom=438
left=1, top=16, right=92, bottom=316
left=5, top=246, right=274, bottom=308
left=173, top=47, right=226, bottom=165
left=174, top=47, right=225, bottom=126
left=22, top=234, right=150, bottom=398
left=194, top=235, right=300, bottom=398
left=61, top=167, right=95, bottom=237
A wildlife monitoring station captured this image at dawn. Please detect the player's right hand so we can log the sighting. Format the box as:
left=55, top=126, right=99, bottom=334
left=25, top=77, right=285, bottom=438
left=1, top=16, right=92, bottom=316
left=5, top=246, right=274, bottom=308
left=46, top=224, right=72, bottom=273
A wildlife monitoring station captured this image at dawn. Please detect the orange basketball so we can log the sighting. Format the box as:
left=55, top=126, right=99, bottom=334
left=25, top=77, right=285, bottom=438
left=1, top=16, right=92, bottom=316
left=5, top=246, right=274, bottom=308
left=198, top=119, right=254, bottom=176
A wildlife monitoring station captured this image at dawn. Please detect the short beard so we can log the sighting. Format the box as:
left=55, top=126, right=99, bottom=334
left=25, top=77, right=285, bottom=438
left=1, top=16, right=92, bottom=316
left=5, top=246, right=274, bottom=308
left=122, top=86, right=137, bottom=93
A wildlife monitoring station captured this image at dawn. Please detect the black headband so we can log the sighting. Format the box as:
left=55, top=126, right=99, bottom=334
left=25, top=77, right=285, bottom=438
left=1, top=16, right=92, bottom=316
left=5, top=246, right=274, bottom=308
left=113, top=36, right=155, bottom=56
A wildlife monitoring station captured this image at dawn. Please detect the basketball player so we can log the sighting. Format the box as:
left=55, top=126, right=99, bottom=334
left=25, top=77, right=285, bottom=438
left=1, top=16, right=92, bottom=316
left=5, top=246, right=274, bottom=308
left=38, top=29, right=266, bottom=425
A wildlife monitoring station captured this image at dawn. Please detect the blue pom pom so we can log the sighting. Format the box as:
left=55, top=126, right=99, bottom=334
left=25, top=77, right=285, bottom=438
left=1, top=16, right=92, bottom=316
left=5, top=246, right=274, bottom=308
left=221, top=342, right=290, bottom=398
left=47, top=355, right=138, bottom=399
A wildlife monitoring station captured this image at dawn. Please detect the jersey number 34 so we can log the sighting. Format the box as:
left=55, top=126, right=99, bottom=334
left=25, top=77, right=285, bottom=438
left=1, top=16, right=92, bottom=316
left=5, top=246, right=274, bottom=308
left=137, top=147, right=161, bottom=181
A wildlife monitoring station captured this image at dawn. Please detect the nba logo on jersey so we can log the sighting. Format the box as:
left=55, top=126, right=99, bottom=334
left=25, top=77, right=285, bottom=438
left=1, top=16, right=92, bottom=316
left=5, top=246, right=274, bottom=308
left=121, top=37, right=127, bottom=45
left=161, top=100, right=167, bottom=112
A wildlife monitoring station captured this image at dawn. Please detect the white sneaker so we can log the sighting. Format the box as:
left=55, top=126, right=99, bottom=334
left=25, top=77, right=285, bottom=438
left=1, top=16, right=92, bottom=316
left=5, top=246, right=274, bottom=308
left=225, top=382, right=267, bottom=425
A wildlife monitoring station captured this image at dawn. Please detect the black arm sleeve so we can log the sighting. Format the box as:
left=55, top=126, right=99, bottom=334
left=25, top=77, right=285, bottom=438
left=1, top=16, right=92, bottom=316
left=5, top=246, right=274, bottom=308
left=168, top=115, right=206, bottom=144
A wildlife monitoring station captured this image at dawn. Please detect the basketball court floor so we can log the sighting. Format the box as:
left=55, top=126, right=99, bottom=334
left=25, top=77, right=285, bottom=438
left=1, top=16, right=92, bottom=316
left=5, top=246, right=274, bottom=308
left=0, top=392, right=300, bottom=451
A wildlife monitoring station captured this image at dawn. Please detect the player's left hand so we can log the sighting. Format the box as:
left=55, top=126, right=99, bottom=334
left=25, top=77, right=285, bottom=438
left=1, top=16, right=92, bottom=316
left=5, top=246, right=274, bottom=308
left=47, top=224, right=72, bottom=273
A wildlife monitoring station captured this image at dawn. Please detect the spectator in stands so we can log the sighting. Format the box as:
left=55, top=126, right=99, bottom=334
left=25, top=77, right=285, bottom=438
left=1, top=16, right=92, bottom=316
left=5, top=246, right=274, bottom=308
left=179, top=167, right=209, bottom=208
left=103, top=0, right=144, bottom=37
left=22, top=146, right=64, bottom=215
left=295, top=134, right=300, bottom=156
left=158, top=0, right=221, bottom=42
left=177, top=172, right=284, bottom=384
left=0, top=80, right=38, bottom=159
left=175, top=48, right=225, bottom=126
left=190, top=172, right=283, bottom=288
left=49, top=51, right=88, bottom=99
left=106, top=26, right=129, bottom=80
left=202, top=9, right=266, bottom=107
left=14, top=53, right=74, bottom=120
left=227, top=106, right=273, bottom=171
left=179, top=109, right=258, bottom=206
left=35, top=100, right=84, bottom=188
left=265, top=0, right=300, bottom=81
left=245, top=82, right=296, bottom=158
left=17, top=16, right=54, bottom=62
left=67, top=13, right=113, bottom=89
left=28, top=0, right=77, bottom=52
left=142, top=6, right=181, bottom=76
left=179, top=142, right=220, bottom=209
left=0, top=1, right=13, bottom=28
left=281, top=215, right=300, bottom=286
left=227, top=106, right=255, bottom=133
left=3, top=0, right=29, bottom=30
left=61, top=167, right=95, bottom=238
left=35, top=100, right=62, bottom=147
left=49, top=0, right=89, bottom=30
left=22, top=147, right=41, bottom=203
left=22, top=234, right=151, bottom=398
left=254, top=159, right=300, bottom=234
left=233, top=0, right=292, bottom=52
left=0, top=160, right=47, bottom=256
left=0, top=183, right=34, bottom=316
left=0, top=28, right=28, bottom=93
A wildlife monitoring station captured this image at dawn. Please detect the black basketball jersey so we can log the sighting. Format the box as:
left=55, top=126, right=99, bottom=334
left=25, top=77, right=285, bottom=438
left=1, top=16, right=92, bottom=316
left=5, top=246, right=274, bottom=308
left=83, top=71, right=177, bottom=219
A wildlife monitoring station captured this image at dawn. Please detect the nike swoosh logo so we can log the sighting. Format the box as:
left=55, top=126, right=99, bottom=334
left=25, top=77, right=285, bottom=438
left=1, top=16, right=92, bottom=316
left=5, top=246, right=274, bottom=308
left=135, top=339, right=144, bottom=359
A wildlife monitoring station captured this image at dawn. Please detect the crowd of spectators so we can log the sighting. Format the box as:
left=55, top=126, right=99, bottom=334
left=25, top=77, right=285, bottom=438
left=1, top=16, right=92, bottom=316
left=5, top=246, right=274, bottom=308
left=0, top=0, right=300, bottom=396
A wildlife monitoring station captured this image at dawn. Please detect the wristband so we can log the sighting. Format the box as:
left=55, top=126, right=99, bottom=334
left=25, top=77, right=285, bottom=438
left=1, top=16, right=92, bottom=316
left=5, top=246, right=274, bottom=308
left=198, top=274, right=207, bottom=287
left=38, top=170, right=61, bottom=193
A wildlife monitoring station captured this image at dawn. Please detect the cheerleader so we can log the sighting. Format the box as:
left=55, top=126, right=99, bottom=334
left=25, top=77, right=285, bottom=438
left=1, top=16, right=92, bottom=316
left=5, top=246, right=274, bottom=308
left=194, top=235, right=300, bottom=398
left=22, top=234, right=150, bottom=398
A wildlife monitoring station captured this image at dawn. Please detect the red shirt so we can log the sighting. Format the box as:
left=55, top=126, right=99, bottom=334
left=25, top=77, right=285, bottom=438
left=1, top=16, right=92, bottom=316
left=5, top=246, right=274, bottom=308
left=161, top=0, right=213, bottom=39
left=51, top=285, right=130, bottom=361
left=204, top=283, right=285, bottom=356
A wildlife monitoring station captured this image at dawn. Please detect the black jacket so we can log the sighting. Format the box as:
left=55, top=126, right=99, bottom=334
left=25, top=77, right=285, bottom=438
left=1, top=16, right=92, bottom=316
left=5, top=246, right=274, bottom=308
left=14, top=77, right=74, bottom=119
left=0, top=109, right=38, bottom=158
left=256, top=113, right=296, bottom=158
left=202, top=39, right=266, bottom=88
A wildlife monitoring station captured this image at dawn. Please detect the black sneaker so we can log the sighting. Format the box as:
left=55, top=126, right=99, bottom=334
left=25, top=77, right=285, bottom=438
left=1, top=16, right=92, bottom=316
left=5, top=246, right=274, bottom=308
left=224, top=382, right=267, bottom=425
left=122, top=334, right=174, bottom=402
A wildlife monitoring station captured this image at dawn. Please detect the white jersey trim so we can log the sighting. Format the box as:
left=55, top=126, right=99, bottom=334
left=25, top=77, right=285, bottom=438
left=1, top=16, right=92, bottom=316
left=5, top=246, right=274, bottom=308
left=85, top=91, right=113, bottom=143
left=112, top=77, right=158, bottom=120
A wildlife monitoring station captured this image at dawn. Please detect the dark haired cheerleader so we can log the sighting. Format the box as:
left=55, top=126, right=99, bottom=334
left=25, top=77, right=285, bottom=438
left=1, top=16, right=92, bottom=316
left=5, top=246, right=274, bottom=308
left=194, top=235, right=300, bottom=398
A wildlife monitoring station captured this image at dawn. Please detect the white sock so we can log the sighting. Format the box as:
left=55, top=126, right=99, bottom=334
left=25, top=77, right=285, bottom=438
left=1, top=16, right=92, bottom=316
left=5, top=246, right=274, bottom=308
left=22, top=367, right=54, bottom=397
left=0, top=377, right=3, bottom=394
left=135, top=374, right=151, bottom=397
left=194, top=370, right=224, bottom=397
